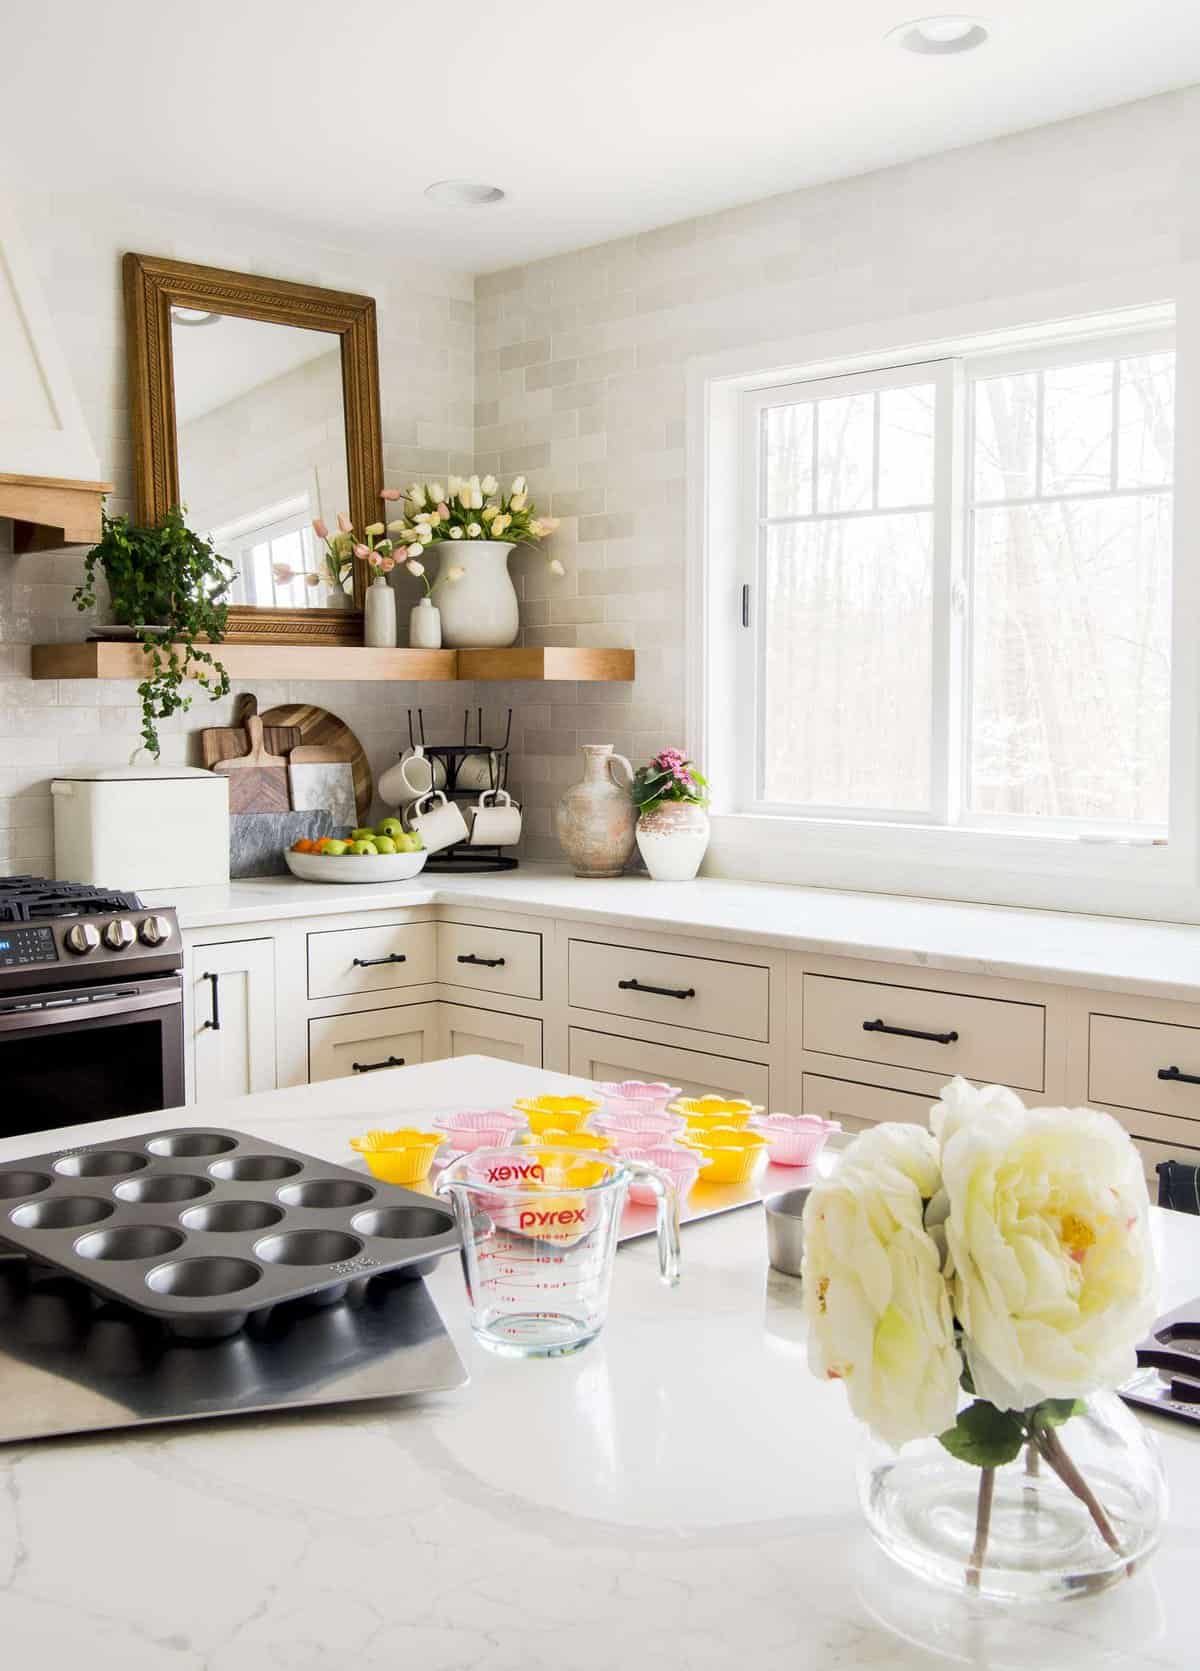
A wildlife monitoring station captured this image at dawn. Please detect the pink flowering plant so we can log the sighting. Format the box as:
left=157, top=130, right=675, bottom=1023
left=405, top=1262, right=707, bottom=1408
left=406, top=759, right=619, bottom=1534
left=631, top=748, right=709, bottom=817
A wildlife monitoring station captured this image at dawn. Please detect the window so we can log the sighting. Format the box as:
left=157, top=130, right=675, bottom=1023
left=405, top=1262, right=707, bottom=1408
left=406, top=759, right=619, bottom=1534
left=210, top=495, right=327, bottom=610
left=738, top=326, right=1176, bottom=837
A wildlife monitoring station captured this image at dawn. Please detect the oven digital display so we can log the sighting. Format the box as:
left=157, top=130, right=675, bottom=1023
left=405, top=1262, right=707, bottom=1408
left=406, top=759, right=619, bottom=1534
left=0, top=925, right=59, bottom=968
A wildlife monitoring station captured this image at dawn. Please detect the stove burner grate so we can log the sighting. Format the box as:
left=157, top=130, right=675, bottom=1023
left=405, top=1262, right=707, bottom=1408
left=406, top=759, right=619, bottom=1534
left=0, top=876, right=144, bottom=925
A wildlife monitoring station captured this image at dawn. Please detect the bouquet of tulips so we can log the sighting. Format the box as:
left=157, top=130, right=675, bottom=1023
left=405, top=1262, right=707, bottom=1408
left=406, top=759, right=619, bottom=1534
left=310, top=513, right=459, bottom=598
left=380, top=474, right=564, bottom=576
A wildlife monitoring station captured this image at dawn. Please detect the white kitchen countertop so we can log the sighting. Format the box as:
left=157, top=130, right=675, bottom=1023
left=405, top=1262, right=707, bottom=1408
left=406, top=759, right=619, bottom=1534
left=0, top=1055, right=1197, bottom=1670
left=146, top=863, right=1200, bottom=1001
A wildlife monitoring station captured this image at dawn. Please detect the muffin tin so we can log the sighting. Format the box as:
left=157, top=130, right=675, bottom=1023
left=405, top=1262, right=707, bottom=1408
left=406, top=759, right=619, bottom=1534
left=0, top=1127, right=460, bottom=1340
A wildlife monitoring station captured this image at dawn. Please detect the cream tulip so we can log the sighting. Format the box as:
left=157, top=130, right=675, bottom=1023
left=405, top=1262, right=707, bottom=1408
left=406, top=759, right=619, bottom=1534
left=481, top=474, right=498, bottom=495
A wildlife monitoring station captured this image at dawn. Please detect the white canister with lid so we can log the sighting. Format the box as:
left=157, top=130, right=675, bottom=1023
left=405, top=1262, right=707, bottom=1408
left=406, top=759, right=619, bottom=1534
left=51, top=764, right=230, bottom=889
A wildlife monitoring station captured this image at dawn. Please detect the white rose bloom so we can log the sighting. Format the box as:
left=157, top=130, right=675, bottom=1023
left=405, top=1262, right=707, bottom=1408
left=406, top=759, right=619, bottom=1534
left=803, top=1123, right=961, bottom=1447
left=936, top=1081, right=1157, bottom=1410
left=481, top=474, right=498, bottom=495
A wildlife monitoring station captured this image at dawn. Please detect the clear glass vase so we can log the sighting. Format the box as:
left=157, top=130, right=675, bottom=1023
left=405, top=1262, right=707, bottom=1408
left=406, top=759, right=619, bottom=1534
left=857, top=1390, right=1166, bottom=1602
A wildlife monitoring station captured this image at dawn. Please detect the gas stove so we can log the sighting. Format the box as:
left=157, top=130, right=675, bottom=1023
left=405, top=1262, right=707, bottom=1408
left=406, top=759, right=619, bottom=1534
left=0, top=876, right=181, bottom=994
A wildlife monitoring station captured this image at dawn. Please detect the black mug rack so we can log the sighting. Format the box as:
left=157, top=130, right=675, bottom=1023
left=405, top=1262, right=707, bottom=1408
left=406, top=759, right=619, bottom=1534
left=404, top=708, right=519, bottom=873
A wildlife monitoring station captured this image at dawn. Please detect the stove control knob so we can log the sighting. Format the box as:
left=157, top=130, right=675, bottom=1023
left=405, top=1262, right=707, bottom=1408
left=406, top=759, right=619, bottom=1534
left=138, top=914, right=172, bottom=947
left=65, top=922, right=101, bottom=955
left=103, top=920, right=136, bottom=951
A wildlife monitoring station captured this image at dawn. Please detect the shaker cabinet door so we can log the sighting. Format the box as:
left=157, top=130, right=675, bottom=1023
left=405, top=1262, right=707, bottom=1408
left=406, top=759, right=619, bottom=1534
left=189, top=938, right=277, bottom=1103
left=307, top=1003, right=440, bottom=1083
left=441, top=1003, right=543, bottom=1067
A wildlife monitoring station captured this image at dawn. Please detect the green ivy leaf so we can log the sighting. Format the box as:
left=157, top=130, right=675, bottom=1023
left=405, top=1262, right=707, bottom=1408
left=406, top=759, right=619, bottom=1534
left=937, top=1401, right=1026, bottom=1468
left=1027, top=1398, right=1084, bottom=1429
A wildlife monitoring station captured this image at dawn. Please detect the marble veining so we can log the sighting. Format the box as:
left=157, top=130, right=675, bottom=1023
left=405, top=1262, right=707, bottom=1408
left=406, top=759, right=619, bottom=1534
left=0, top=1057, right=1197, bottom=1669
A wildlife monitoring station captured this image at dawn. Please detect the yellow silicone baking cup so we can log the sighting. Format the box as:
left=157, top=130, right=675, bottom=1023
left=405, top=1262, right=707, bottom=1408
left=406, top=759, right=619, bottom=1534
left=513, top=1094, right=604, bottom=1136
left=350, top=1128, right=442, bottom=1185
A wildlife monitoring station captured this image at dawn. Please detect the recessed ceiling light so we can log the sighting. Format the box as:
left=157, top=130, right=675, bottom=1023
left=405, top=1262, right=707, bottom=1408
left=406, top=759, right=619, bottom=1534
left=424, top=180, right=506, bottom=208
left=888, top=15, right=989, bottom=54
left=170, top=307, right=221, bottom=327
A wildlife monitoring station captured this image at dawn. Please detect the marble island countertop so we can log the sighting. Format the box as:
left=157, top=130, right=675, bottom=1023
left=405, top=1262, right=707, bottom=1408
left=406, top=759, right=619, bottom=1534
left=145, top=863, right=1200, bottom=1002
left=1, top=1055, right=1198, bottom=1670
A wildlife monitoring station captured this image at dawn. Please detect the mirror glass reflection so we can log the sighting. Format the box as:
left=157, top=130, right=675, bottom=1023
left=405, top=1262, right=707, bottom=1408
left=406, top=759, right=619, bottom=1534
left=171, top=308, right=352, bottom=611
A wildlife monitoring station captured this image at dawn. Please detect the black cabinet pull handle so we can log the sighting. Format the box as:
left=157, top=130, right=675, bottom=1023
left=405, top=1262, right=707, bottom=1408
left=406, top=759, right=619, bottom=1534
left=457, top=953, right=506, bottom=968
left=863, top=1017, right=958, bottom=1046
left=352, top=1055, right=405, bottom=1074
left=618, top=978, right=696, bottom=1001
left=1157, top=1065, right=1200, bottom=1086
left=353, top=953, right=408, bottom=968
left=201, top=971, right=221, bottom=1031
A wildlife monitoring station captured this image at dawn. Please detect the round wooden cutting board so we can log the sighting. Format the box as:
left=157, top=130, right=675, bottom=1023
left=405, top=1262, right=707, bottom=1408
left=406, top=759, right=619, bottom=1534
left=260, top=703, right=373, bottom=824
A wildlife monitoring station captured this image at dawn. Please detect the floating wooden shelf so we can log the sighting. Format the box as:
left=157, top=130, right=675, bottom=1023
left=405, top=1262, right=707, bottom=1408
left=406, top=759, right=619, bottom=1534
left=30, top=642, right=635, bottom=685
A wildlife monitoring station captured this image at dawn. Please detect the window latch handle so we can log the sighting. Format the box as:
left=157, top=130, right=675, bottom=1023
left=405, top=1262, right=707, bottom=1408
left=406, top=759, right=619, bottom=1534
left=740, top=583, right=751, bottom=629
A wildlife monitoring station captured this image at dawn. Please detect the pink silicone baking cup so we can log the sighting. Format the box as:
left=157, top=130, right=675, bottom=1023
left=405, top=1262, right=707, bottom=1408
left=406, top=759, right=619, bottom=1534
left=749, top=1113, right=840, bottom=1167
left=625, top=1144, right=707, bottom=1206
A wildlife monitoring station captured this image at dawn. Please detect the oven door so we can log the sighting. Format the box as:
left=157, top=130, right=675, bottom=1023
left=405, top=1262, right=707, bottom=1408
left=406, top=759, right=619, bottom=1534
left=0, top=975, right=184, bottom=1139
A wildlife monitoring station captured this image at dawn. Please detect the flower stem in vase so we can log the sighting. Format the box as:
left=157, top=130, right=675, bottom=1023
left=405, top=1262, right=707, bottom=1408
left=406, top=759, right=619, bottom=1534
left=967, top=1466, right=995, bottom=1590
left=1031, top=1422, right=1129, bottom=1571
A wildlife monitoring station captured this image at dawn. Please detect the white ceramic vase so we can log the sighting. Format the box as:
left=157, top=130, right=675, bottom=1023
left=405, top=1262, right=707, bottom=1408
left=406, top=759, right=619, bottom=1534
left=635, top=802, right=710, bottom=881
left=555, top=744, right=636, bottom=878
left=363, top=574, right=397, bottom=648
left=431, top=540, right=519, bottom=648
left=408, top=596, right=442, bottom=649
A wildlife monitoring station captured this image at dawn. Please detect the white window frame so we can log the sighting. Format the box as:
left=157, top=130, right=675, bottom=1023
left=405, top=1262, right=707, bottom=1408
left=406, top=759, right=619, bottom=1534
left=687, top=270, right=1200, bottom=920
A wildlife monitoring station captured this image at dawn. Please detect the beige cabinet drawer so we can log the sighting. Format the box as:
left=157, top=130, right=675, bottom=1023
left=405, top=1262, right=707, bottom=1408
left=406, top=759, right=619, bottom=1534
left=307, top=1002, right=439, bottom=1083
left=803, top=974, right=1044, bottom=1091
left=437, top=921, right=542, bottom=1001
left=801, top=1072, right=937, bottom=1137
left=307, top=921, right=437, bottom=1001
left=568, top=1027, right=770, bottom=1105
left=1089, top=1012, right=1200, bottom=1123
left=442, top=1003, right=542, bottom=1067
left=568, top=938, right=769, bottom=1043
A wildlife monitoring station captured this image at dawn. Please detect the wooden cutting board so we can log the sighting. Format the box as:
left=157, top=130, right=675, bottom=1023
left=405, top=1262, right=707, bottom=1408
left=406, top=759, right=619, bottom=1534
left=212, top=714, right=290, bottom=813
left=199, top=694, right=301, bottom=769
left=260, top=703, right=372, bottom=823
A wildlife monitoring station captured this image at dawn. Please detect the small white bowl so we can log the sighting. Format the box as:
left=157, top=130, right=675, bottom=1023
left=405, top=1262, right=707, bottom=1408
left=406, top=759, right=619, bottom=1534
left=284, top=848, right=428, bottom=884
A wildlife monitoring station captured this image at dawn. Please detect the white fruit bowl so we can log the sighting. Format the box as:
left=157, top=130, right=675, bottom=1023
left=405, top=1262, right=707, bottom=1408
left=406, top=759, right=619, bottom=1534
left=284, top=848, right=428, bottom=884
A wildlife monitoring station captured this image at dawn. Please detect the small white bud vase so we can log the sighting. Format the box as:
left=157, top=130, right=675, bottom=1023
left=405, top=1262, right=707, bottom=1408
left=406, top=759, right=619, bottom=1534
left=363, top=574, right=397, bottom=648
left=408, top=595, right=442, bottom=649
left=635, top=801, right=710, bottom=881
left=431, top=540, right=519, bottom=648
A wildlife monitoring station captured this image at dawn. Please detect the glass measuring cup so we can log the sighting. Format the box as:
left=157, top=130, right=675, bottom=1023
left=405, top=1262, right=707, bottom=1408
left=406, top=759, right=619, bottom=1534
left=435, top=1144, right=680, bottom=1358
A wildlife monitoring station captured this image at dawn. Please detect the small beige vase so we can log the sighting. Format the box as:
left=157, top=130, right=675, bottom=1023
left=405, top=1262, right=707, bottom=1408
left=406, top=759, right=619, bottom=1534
left=555, top=744, right=636, bottom=877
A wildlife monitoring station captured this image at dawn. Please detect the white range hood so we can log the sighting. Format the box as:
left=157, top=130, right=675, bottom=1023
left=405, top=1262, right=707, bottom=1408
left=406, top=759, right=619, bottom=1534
left=0, top=190, right=110, bottom=549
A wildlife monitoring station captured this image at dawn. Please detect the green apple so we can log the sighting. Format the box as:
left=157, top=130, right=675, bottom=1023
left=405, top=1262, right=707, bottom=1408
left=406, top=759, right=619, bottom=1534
left=374, top=836, right=397, bottom=855
left=351, top=839, right=378, bottom=856
left=399, top=830, right=424, bottom=852
left=376, top=817, right=404, bottom=840
left=350, top=828, right=377, bottom=843
left=323, top=839, right=350, bottom=856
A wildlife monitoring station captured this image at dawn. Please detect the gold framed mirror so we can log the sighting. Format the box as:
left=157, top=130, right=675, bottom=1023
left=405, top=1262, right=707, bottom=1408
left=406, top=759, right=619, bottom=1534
left=123, top=252, right=383, bottom=644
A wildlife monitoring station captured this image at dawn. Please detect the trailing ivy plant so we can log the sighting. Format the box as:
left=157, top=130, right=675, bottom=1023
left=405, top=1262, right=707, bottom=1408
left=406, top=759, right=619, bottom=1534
left=73, top=506, right=234, bottom=757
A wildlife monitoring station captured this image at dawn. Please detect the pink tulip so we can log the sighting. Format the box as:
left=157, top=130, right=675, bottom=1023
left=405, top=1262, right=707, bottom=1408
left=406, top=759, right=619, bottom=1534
left=437, top=502, right=450, bottom=518
left=379, top=555, right=396, bottom=572
left=353, top=543, right=370, bottom=559
left=381, top=487, right=403, bottom=501
left=337, top=512, right=352, bottom=533
left=312, top=517, right=329, bottom=540
left=366, top=551, right=382, bottom=568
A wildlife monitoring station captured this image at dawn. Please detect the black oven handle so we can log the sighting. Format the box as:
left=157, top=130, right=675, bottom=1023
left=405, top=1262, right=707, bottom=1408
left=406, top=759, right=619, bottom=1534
left=0, top=982, right=182, bottom=1035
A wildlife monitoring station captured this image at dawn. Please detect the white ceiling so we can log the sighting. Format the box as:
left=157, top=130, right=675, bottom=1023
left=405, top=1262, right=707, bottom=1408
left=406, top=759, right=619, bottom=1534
left=2, top=1, right=1198, bottom=274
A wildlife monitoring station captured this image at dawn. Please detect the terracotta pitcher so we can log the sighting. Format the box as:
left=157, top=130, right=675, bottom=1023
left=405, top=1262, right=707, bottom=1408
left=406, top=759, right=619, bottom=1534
left=555, top=744, right=635, bottom=877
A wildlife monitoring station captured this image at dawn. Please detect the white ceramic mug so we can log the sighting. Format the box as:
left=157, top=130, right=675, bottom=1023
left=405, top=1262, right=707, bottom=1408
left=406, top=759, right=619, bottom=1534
left=377, top=747, right=446, bottom=808
left=406, top=789, right=470, bottom=853
left=455, top=750, right=500, bottom=793
left=468, top=788, right=522, bottom=847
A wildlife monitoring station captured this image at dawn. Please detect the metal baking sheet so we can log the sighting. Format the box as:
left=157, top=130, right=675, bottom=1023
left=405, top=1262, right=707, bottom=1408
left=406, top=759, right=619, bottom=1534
left=617, top=1153, right=837, bottom=1243
left=0, top=1127, right=460, bottom=1338
left=0, top=1255, right=467, bottom=1444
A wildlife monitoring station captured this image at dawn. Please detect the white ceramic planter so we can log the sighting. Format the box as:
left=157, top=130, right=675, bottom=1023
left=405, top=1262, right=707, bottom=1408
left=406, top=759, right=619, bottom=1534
left=363, top=575, right=397, bottom=647
left=408, top=596, right=442, bottom=648
left=635, top=802, right=709, bottom=881
left=431, top=540, right=519, bottom=648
